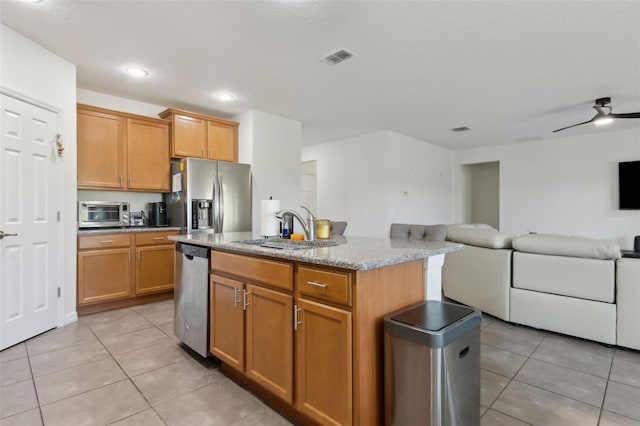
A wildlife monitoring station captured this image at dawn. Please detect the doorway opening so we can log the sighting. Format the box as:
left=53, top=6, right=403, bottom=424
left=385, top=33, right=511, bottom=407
left=301, top=160, right=317, bottom=215
left=461, top=161, right=500, bottom=229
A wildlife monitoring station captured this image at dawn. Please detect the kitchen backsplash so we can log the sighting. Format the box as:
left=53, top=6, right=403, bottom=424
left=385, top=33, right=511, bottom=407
left=77, top=190, right=163, bottom=214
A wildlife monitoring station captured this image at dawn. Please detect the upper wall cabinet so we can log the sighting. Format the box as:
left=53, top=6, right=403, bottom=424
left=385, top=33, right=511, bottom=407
left=159, top=108, right=238, bottom=162
left=77, top=104, right=170, bottom=192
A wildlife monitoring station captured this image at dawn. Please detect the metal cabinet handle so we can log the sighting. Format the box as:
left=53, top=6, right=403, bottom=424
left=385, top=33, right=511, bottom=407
left=128, top=249, right=131, bottom=262
left=0, top=231, right=18, bottom=240
left=243, top=289, right=251, bottom=310
left=233, top=287, right=240, bottom=307
left=153, top=237, right=165, bottom=240
left=306, top=281, right=328, bottom=288
left=137, top=250, right=141, bottom=261
left=99, top=240, right=113, bottom=244
left=120, top=176, right=123, bottom=187
left=129, top=176, right=133, bottom=187
left=294, top=305, right=302, bottom=330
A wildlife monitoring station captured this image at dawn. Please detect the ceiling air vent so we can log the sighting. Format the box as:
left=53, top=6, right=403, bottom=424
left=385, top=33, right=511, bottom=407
left=450, top=126, right=471, bottom=132
left=322, top=48, right=355, bottom=65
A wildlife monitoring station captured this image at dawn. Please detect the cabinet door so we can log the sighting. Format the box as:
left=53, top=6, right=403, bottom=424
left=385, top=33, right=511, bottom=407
left=172, top=114, right=206, bottom=158
left=296, top=298, right=352, bottom=426
left=127, top=119, right=170, bottom=191
left=77, top=109, right=124, bottom=189
left=245, top=284, right=293, bottom=403
left=77, top=248, right=132, bottom=304
left=207, top=121, right=237, bottom=162
left=210, top=274, right=245, bottom=371
left=135, top=245, right=175, bottom=295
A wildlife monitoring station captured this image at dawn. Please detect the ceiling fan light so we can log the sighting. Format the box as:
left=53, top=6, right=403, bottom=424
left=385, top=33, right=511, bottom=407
left=594, top=117, right=613, bottom=126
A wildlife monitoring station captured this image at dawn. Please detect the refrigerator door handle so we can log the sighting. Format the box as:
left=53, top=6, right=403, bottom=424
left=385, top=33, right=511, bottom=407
left=219, top=176, right=224, bottom=231
left=212, top=176, right=219, bottom=232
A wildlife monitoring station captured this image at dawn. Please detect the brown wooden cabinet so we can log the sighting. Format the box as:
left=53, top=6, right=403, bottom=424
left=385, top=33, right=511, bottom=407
left=134, top=231, right=177, bottom=295
left=210, top=273, right=245, bottom=371
left=210, top=249, right=426, bottom=425
left=77, top=231, right=177, bottom=312
left=160, top=108, right=238, bottom=162
left=77, top=104, right=170, bottom=192
left=295, top=297, right=352, bottom=425
left=210, top=251, right=294, bottom=403
left=77, top=107, right=124, bottom=189
left=126, top=118, right=170, bottom=191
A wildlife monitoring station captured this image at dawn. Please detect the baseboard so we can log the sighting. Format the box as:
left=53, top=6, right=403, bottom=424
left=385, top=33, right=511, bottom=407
left=64, top=311, right=78, bottom=325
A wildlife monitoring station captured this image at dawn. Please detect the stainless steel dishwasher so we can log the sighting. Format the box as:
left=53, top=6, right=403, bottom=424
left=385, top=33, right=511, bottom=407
left=175, top=242, right=210, bottom=357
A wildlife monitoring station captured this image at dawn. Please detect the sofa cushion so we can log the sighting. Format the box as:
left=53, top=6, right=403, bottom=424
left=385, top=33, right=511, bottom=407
left=446, top=228, right=513, bottom=249
left=512, top=234, right=621, bottom=260
left=513, top=251, right=615, bottom=303
left=447, top=223, right=495, bottom=230
left=390, top=223, right=447, bottom=242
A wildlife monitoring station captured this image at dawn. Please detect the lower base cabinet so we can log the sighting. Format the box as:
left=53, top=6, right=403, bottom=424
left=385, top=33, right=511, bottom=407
left=77, top=231, right=177, bottom=311
left=210, top=273, right=294, bottom=403
left=211, top=250, right=425, bottom=425
left=78, top=248, right=133, bottom=304
left=295, top=298, right=352, bottom=426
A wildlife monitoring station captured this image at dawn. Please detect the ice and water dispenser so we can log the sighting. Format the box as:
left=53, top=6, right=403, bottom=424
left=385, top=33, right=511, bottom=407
left=191, top=199, right=213, bottom=230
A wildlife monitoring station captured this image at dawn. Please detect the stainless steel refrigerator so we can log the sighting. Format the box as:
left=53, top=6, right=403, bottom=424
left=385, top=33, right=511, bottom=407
left=164, top=158, right=252, bottom=234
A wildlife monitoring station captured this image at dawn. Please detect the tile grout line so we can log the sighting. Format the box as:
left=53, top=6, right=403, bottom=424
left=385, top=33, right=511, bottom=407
left=597, top=347, right=615, bottom=425
left=482, top=328, right=547, bottom=423
left=25, top=345, right=47, bottom=425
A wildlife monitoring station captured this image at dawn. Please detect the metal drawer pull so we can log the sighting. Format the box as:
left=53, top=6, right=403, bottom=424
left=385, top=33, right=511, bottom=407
left=243, top=289, right=251, bottom=310
left=306, top=281, right=328, bottom=288
left=153, top=237, right=165, bottom=240
left=294, top=305, right=302, bottom=330
left=99, top=240, right=113, bottom=244
left=233, top=287, right=240, bottom=307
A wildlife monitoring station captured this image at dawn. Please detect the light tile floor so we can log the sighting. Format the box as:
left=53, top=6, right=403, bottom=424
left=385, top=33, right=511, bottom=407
left=1, top=300, right=639, bottom=425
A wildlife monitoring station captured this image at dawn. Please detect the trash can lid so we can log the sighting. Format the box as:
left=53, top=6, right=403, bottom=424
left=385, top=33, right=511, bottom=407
left=390, top=301, right=475, bottom=331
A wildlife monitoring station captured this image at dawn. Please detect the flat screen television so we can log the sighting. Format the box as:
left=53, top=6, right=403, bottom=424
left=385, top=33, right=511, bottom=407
left=619, top=160, right=640, bottom=210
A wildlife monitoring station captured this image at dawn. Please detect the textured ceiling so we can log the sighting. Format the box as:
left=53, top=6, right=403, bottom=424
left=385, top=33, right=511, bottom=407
left=2, top=0, right=639, bottom=149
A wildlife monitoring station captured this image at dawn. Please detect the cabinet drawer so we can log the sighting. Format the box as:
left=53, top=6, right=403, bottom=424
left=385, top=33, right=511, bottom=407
left=297, top=266, right=352, bottom=306
left=211, top=251, right=293, bottom=291
left=135, top=231, right=178, bottom=246
left=78, top=233, right=131, bottom=250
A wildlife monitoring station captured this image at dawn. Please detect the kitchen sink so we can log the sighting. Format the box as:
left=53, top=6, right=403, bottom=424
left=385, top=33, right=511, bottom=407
left=234, top=238, right=340, bottom=250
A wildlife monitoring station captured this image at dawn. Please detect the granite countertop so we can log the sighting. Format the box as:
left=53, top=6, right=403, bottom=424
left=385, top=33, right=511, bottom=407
left=169, top=232, right=463, bottom=271
left=78, top=226, right=182, bottom=236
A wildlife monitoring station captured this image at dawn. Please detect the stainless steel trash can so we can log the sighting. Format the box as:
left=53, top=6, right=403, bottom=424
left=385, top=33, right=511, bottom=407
left=384, top=301, right=481, bottom=426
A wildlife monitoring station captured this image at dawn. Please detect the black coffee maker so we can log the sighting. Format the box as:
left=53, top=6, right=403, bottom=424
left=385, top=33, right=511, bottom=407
left=147, top=202, right=168, bottom=227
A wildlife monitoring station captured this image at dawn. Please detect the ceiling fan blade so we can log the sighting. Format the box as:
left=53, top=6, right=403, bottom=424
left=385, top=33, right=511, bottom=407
left=552, top=117, right=595, bottom=133
left=610, top=112, right=640, bottom=119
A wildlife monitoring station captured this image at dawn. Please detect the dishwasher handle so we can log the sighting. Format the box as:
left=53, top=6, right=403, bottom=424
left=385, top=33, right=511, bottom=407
left=177, top=243, right=210, bottom=259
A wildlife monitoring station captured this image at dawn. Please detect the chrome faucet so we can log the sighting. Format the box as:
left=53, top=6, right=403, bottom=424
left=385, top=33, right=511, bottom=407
left=275, top=205, right=316, bottom=240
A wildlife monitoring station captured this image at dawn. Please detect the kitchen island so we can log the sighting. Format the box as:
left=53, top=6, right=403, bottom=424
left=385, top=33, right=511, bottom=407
left=170, top=232, right=461, bottom=425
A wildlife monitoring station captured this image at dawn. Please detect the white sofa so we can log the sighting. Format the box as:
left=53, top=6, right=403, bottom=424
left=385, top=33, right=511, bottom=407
left=442, top=225, right=639, bottom=349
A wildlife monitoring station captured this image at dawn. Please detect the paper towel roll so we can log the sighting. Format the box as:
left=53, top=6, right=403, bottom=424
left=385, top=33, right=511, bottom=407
left=261, top=199, right=281, bottom=236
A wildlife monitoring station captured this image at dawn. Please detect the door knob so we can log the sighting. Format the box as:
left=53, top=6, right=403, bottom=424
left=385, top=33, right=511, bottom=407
left=0, top=231, right=18, bottom=240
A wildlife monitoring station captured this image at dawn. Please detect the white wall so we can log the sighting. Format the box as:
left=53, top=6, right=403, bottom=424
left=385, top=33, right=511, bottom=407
left=302, top=131, right=454, bottom=238
left=1, top=24, right=78, bottom=324
left=235, top=110, right=302, bottom=232
left=455, top=127, right=640, bottom=249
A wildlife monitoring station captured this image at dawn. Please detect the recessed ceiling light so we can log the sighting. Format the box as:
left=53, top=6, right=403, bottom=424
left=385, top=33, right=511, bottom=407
left=214, top=92, right=235, bottom=102
left=21, top=0, right=43, bottom=3
left=124, top=66, right=149, bottom=78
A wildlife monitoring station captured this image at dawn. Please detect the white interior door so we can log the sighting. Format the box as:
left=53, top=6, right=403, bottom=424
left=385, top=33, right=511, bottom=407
left=1, top=94, right=60, bottom=350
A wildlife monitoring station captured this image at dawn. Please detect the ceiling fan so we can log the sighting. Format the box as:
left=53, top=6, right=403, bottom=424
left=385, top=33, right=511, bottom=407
left=553, top=97, right=640, bottom=133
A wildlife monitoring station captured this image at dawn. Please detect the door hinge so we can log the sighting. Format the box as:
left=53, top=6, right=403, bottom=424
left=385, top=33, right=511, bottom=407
left=57, top=287, right=61, bottom=298
left=57, top=211, right=61, bottom=222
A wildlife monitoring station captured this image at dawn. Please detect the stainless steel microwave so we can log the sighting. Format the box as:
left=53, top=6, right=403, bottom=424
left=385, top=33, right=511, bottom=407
left=78, top=201, right=130, bottom=228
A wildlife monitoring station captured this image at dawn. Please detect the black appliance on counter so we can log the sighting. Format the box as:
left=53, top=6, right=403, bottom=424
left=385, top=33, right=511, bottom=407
left=147, top=202, right=168, bottom=227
